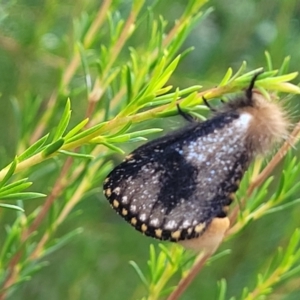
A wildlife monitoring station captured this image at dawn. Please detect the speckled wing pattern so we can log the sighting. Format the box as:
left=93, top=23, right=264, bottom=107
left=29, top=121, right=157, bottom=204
left=103, top=111, right=253, bottom=242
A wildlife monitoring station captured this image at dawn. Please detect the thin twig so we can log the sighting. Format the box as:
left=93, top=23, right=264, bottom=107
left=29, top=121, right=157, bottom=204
left=86, top=1, right=141, bottom=118
left=228, top=120, right=300, bottom=231
left=30, top=0, right=112, bottom=143
left=29, top=147, right=104, bottom=260
left=22, top=157, right=74, bottom=240
left=247, top=122, right=300, bottom=196
left=0, top=158, right=74, bottom=297
left=167, top=252, right=211, bottom=300
left=63, top=0, right=112, bottom=87
left=0, top=252, right=22, bottom=300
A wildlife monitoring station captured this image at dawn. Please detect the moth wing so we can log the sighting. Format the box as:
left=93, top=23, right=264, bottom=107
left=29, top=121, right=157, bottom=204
left=104, top=113, right=251, bottom=241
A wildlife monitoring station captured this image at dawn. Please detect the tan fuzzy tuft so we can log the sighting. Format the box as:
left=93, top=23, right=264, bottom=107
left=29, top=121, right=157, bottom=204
left=180, top=217, right=230, bottom=253
left=238, top=91, right=290, bottom=155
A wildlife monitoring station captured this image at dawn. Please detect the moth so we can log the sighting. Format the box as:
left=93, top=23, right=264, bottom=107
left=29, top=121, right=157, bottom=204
left=103, top=73, right=289, bottom=253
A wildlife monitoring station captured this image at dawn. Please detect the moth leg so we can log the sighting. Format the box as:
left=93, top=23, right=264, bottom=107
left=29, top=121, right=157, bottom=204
left=176, top=104, right=195, bottom=123
left=179, top=217, right=230, bottom=254
left=202, top=96, right=217, bottom=112
left=246, top=70, right=264, bottom=100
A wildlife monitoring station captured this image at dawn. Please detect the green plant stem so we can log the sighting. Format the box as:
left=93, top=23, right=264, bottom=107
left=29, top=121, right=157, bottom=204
left=0, top=87, right=224, bottom=181
left=23, top=157, right=74, bottom=240
left=83, top=0, right=113, bottom=54
left=30, top=0, right=112, bottom=143
left=167, top=252, right=211, bottom=300
left=30, top=149, right=103, bottom=260
left=0, top=251, right=22, bottom=300
left=148, top=262, right=178, bottom=300
left=245, top=268, right=285, bottom=300
left=1, top=79, right=299, bottom=183
left=1, top=146, right=104, bottom=295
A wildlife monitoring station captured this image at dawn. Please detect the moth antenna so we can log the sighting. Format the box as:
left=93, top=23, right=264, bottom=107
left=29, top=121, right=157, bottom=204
left=176, top=104, right=195, bottom=123
left=203, top=96, right=217, bottom=112
left=246, top=70, right=264, bottom=102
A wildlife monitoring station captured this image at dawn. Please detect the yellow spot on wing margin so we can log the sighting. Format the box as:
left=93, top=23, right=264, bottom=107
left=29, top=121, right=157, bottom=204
left=125, top=154, right=134, bottom=160
left=131, top=217, right=137, bottom=225
left=171, top=230, right=182, bottom=240
left=106, top=188, right=112, bottom=197
left=155, top=229, right=162, bottom=238
left=112, top=200, right=119, bottom=208
left=141, top=224, right=148, bottom=232
left=195, top=223, right=206, bottom=233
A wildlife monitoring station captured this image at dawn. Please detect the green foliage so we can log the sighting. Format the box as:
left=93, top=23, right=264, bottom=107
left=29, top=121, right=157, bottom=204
left=217, top=229, right=300, bottom=300
left=1, top=0, right=300, bottom=300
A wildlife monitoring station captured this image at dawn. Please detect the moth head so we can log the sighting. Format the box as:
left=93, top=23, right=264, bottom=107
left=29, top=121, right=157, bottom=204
left=220, top=72, right=290, bottom=155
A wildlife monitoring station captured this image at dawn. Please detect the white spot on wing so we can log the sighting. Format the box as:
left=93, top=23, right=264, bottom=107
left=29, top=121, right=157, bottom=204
left=182, top=220, right=191, bottom=228
left=122, top=196, right=128, bottom=204
left=165, top=220, right=177, bottom=230
left=139, top=213, right=147, bottom=221
left=150, top=218, right=160, bottom=226
left=113, top=187, right=121, bottom=195
left=235, top=113, right=252, bottom=129
left=130, top=205, right=137, bottom=212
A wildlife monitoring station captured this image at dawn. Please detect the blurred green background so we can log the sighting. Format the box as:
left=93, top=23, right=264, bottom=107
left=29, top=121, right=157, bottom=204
left=1, top=0, right=300, bottom=299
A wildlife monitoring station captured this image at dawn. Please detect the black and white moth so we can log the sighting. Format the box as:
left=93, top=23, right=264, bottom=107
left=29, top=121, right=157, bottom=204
left=103, top=74, right=289, bottom=252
